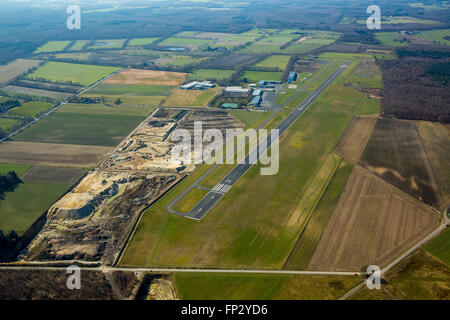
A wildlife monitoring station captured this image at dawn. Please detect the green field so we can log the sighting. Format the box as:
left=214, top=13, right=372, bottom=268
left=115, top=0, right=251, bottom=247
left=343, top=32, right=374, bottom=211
left=0, top=163, right=31, bottom=176
left=174, top=273, right=361, bottom=300
left=255, top=55, right=291, bottom=70
left=34, top=41, right=72, bottom=53
left=188, top=69, right=235, bottom=81
left=375, top=32, right=408, bottom=47
left=14, top=112, right=145, bottom=146
left=26, top=62, right=121, bottom=86
left=128, top=38, right=159, bottom=46
left=0, top=118, right=20, bottom=131
left=57, top=103, right=156, bottom=117
left=159, top=38, right=212, bottom=49
left=285, top=160, right=354, bottom=269
left=81, top=94, right=165, bottom=107
left=228, top=110, right=270, bottom=128
left=120, top=59, right=380, bottom=269
left=426, top=229, right=450, bottom=265
left=68, top=40, right=90, bottom=51
left=358, top=16, right=439, bottom=25
left=0, top=181, right=70, bottom=234
left=242, top=71, right=283, bottom=82
left=281, top=38, right=336, bottom=54
left=417, top=29, right=450, bottom=45
left=6, top=101, right=54, bottom=118
left=88, top=39, right=126, bottom=49
left=173, top=188, right=209, bottom=213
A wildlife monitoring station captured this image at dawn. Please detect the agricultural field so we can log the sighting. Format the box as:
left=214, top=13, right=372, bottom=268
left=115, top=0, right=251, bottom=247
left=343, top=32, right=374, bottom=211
left=88, top=39, right=126, bottom=49
left=120, top=59, right=382, bottom=269
left=0, top=59, right=42, bottom=86
left=0, top=179, right=72, bottom=234
left=417, top=29, right=450, bottom=45
left=158, top=37, right=212, bottom=50
left=174, top=273, right=361, bottom=300
left=357, top=16, right=440, bottom=25
left=254, top=55, right=291, bottom=70
left=34, top=41, right=72, bottom=54
left=128, top=38, right=159, bottom=46
left=58, top=103, right=156, bottom=117
left=307, top=166, right=440, bottom=272
left=81, top=93, right=165, bottom=107
left=104, top=69, right=186, bottom=86
left=375, top=32, right=408, bottom=47
left=242, top=71, right=284, bottom=82
left=26, top=62, right=121, bottom=87
left=163, top=88, right=220, bottom=107
left=284, top=160, right=354, bottom=270
left=188, top=69, right=235, bottom=81
left=87, top=84, right=174, bottom=96
left=13, top=111, right=145, bottom=147
left=352, top=250, right=449, bottom=300
left=0, top=141, right=112, bottom=167
left=335, top=117, right=378, bottom=164
left=360, top=119, right=443, bottom=209
left=0, top=118, right=20, bottom=131
left=0, top=163, right=31, bottom=176
left=426, top=229, right=450, bottom=265
left=1, top=86, right=72, bottom=100
left=281, top=38, right=336, bottom=54
left=6, top=101, right=54, bottom=118
left=20, top=165, right=86, bottom=185
left=68, top=40, right=90, bottom=51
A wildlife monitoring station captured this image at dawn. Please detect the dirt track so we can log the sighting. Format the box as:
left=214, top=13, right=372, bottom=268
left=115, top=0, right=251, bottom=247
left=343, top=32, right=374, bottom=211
left=307, top=166, right=440, bottom=272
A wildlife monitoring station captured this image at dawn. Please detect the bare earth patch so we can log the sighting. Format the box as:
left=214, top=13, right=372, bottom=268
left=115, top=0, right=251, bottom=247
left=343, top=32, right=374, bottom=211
left=307, top=166, right=440, bottom=272
left=335, top=116, right=377, bottom=163
left=104, top=68, right=187, bottom=86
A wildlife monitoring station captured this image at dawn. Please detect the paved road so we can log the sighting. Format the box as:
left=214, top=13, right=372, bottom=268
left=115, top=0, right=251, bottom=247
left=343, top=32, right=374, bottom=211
left=186, top=62, right=350, bottom=220
left=0, top=68, right=126, bottom=144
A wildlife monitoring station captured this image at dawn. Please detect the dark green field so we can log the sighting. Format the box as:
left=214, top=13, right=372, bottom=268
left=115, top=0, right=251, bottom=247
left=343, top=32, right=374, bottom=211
left=14, top=112, right=145, bottom=146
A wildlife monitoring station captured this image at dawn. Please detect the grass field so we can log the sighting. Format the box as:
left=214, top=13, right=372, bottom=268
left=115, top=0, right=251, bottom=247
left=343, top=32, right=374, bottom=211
left=128, top=38, right=158, bottom=46
left=0, top=163, right=31, bottom=176
left=1, top=85, right=72, bottom=100
left=375, top=32, right=408, bottom=47
left=174, top=273, right=361, bottom=300
left=0, top=59, right=42, bottom=86
left=26, top=62, right=121, bottom=86
left=0, top=181, right=70, bottom=234
left=281, top=38, right=336, bottom=54
left=227, top=110, right=270, bottom=128
left=352, top=250, right=449, bottom=300
left=87, top=84, right=174, bottom=96
left=57, top=103, right=156, bottom=117
left=14, top=112, right=145, bottom=147
left=163, top=88, right=220, bottom=107
left=120, top=60, right=381, bottom=269
left=68, top=40, right=90, bottom=51
left=173, top=188, right=209, bottom=213
left=6, top=101, right=54, bottom=118
left=417, top=29, right=450, bottom=45
left=0, top=118, right=20, bottom=131
left=242, top=71, right=283, bottom=82
left=284, top=159, right=354, bottom=270
left=88, top=39, right=126, bottom=49
left=34, top=41, right=72, bottom=53
left=358, top=16, right=439, bottom=24
left=159, top=38, right=212, bottom=49
left=254, top=55, right=291, bottom=70
left=426, top=229, right=450, bottom=265
left=188, top=69, right=235, bottom=81
left=105, top=69, right=186, bottom=86
left=81, top=93, right=165, bottom=107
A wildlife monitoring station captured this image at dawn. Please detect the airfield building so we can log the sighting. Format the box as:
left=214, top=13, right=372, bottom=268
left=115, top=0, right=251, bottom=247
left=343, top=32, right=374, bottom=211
left=287, top=72, right=298, bottom=83
left=181, top=81, right=216, bottom=90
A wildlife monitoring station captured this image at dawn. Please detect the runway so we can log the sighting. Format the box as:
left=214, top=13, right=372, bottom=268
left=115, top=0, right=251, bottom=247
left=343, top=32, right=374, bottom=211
left=184, top=62, right=350, bottom=220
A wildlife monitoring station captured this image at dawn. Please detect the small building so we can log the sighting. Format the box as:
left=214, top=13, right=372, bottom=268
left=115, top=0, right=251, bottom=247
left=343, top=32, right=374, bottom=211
left=252, top=89, right=263, bottom=97
left=220, top=103, right=239, bottom=109
left=250, top=96, right=262, bottom=107
left=181, top=81, right=216, bottom=90
left=181, top=81, right=199, bottom=90
left=287, top=72, right=298, bottom=83
left=224, top=87, right=251, bottom=94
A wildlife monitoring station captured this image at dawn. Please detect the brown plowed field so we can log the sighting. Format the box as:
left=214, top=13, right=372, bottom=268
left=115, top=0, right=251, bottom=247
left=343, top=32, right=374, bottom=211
left=104, top=69, right=187, bottom=86
left=307, top=166, right=440, bottom=272
left=0, top=141, right=112, bottom=167
left=335, top=117, right=377, bottom=163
